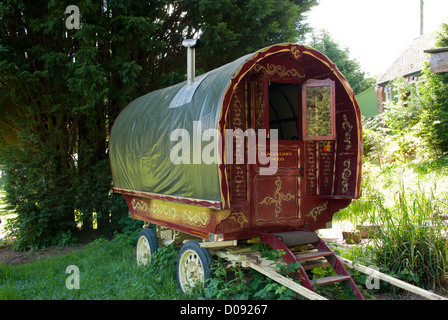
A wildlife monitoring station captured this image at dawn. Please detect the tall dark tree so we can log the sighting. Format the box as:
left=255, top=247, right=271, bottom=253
left=0, top=0, right=317, bottom=249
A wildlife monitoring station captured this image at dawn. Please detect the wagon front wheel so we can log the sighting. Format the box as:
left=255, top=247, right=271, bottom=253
left=176, top=241, right=212, bottom=293
left=136, top=228, right=159, bottom=266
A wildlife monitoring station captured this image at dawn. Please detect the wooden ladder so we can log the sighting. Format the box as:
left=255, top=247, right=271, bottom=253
left=259, top=230, right=365, bottom=300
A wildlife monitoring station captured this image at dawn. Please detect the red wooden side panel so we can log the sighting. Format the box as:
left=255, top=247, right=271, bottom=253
left=218, top=80, right=252, bottom=234
left=228, top=80, right=248, bottom=203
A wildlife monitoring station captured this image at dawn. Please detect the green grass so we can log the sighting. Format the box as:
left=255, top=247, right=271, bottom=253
left=335, top=159, right=448, bottom=291
left=0, top=232, right=357, bottom=300
left=0, top=233, right=185, bottom=300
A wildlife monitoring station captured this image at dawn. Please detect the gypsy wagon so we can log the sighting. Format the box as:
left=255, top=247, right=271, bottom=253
left=109, top=42, right=364, bottom=299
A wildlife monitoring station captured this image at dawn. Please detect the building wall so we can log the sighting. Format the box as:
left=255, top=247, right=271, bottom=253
left=356, top=86, right=378, bottom=118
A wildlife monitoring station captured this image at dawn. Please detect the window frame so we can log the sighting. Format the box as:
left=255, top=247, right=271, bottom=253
left=301, top=78, right=336, bottom=141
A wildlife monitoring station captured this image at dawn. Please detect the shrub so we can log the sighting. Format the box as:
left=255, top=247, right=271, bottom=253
left=352, top=184, right=448, bottom=291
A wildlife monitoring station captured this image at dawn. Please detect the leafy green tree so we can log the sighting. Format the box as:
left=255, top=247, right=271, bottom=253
left=419, top=23, right=448, bottom=155
left=0, top=0, right=316, bottom=249
left=308, top=30, right=376, bottom=94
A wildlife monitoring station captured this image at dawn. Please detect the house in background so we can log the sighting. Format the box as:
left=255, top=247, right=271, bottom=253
left=424, top=46, right=448, bottom=73
left=356, top=86, right=378, bottom=118
left=373, top=33, right=436, bottom=114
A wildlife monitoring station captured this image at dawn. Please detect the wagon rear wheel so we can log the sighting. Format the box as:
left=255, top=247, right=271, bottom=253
left=176, top=241, right=212, bottom=293
left=136, top=228, right=159, bottom=266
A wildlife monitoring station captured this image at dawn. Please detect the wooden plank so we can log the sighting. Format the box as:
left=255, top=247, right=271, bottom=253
left=214, top=250, right=248, bottom=268
left=200, top=240, right=238, bottom=248
left=315, top=275, right=350, bottom=286
left=295, top=250, right=333, bottom=261
left=301, top=258, right=329, bottom=271
left=242, top=260, right=327, bottom=300
left=340, top=257, right=448, bottom=300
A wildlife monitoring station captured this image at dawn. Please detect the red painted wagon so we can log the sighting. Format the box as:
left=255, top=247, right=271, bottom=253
left=109, top=42, right=364, bottom=299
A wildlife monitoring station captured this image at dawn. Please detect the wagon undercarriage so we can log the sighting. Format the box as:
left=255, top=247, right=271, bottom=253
left=136, top=224, right=448, bottom=300
left=136, top=223, right=365, bottom=300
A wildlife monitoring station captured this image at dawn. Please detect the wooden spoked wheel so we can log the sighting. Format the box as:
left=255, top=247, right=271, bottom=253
left=136, top=228, right=159, bottom=266
left=176, top=241, right=212, bottom=293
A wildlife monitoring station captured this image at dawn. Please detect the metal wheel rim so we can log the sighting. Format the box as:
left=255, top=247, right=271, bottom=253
left=178, top=249, right=205, bottom=292
left=136, top=236, right=151, bottom=265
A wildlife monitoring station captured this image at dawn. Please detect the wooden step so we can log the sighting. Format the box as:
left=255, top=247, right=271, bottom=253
left=295, top=250, right=333, bottom=261
left=301, top=258, right=329, bottom=271
left=272, top=231, right=319, bottom=247
left=315, top=275, right=351, bottom=286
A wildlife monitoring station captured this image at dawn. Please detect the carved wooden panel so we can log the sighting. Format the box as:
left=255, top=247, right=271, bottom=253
left=254, top=174, right=298, bottom=225
left=318, top=140, right=335, bottom=196
left=228, top=80, right=248, bottom=203
left=304, top=141, right=318, bottom=195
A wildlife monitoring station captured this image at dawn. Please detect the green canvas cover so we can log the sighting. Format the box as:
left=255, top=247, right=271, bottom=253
left=109, top=53, right=252, bottom=203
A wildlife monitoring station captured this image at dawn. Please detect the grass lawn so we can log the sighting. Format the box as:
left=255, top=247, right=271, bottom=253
left=0, top=233, right=185, bottom=300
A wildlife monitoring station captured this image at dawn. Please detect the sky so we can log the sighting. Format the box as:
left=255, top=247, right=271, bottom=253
left=304, top=0, right=448, bottom=77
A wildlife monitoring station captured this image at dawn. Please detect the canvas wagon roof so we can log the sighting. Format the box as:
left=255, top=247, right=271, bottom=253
left=110, top=52, right=252, bottom=206
left=109, top=43, right=360, bottom=208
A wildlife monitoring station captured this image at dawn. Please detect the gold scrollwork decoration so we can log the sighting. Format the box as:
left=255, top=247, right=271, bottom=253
left=259, top=177, right=295, bottom=218
left=253, top=63, right=305, bottom=80
left=131, top=198, right=149, bottom=212
left=342, top=114, right=353, bottom=151
left=342, top=159, right=352, bottom=193
left=228, top=211, right=249, bottom=229
left=306, top=201, right=328, bottom=222
left=290, top=46, right=302, bottom=59
left=132, top=198, right=211, bottom=228
left=182, top=210, right=210, bottom=227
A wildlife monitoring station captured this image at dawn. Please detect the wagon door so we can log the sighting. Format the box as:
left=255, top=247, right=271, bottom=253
left=250, top=75, right=337, bottom=230
left=251, top=76, right=304, bottom=229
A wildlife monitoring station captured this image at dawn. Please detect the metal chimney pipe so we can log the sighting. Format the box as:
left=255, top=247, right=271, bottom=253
left=420, top=0, right=424, bottom=36
left=182, top=39, right=199, bottom=85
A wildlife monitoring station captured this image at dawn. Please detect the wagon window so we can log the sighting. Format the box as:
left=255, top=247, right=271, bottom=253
left=302, top=79, right=335, bottom=140
left=268, top=83, right=299, bottom=140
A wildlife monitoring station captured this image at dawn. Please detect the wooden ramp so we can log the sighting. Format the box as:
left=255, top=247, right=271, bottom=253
left=212, top=244, right=327, bottom=300
left=242, top=259, right=327, bottom=300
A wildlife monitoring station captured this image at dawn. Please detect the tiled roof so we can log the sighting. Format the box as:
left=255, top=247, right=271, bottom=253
left=377, top=33, right=436, bottom=85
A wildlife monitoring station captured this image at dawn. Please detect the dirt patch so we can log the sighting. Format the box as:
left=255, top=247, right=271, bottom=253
left=0, top=229, right=111, bottom=266
left=0, top=243, right=88, bottom=265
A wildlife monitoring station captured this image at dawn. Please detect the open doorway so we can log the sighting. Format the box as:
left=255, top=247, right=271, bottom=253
left=268, top=82, right=299, bottom=141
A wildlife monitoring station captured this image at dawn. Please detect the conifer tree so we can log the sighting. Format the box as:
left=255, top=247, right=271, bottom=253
left=0, top=0, right=316, bottom=249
